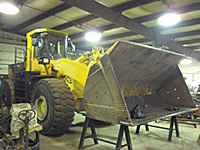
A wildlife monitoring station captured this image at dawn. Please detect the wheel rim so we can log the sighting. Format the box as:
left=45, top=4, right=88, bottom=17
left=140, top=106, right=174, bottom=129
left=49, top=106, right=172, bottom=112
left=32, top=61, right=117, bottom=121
left=35, top=95, right=48, bottom=121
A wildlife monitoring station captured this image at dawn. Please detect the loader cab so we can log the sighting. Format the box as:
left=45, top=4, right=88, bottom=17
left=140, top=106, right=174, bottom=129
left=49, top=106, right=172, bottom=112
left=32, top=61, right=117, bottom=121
left=32, top=32, right=75, bottom=60
left=25, top=28, right=76, bottom=72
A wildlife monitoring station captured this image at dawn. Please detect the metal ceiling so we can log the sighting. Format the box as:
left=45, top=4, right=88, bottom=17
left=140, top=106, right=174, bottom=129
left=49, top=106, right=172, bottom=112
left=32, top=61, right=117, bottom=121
left=0, top=0, right=200, bottom=60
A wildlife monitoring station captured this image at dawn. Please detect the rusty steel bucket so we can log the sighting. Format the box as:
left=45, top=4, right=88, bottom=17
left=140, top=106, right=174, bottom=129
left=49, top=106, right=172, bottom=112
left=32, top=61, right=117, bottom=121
left=83, top=40, right=196, bottom=126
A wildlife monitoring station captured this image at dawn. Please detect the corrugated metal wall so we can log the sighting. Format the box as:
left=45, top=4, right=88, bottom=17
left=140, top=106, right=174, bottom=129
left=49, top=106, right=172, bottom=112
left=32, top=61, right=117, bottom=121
left=0, top=43, right=26, bottom=75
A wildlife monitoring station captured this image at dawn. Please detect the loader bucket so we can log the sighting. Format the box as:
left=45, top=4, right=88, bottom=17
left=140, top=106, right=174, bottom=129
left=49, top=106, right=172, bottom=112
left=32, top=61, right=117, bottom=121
left=84, top=40, right=196, bottom=126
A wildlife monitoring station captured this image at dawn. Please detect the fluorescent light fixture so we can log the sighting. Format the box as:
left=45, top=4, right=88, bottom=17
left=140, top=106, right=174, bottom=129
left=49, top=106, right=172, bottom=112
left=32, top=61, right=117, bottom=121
left=85, top=31, right=101, bottom=42
left=158, top=13, right=180, bottom=26
left=180, top=58, right=192, bottom=65
left=182, top=44, right=188, bottom=47
left=0, top=2, right=19, bottom=15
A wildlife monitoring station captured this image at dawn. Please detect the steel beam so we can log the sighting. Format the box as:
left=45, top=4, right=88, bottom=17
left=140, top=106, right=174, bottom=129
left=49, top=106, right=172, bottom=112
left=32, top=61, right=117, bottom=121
left=178, top=39, right=200, bottom=45
left=77, top=38, right=200, bottom=53
left=10, top=3, right=72, bottom=32
left=134, top=3, right=200, bottom=23
left=166, top=30, right=200, bottom=39
left=61, top=1, right=199, bottom=32
left=71, top=3, right=200, bottom=40
left=75, top=29, right=200, bottom=47
left=73, top=17, right=200, bottom=43
left=111, top=0, right=158, bottom=12
left=62, top=0, right=199, bottom=60
left=76, top=36, right=200, bottom=54
left=53, top=0, right=157, bottom=30
left=186, top=45, right=200, bottom=50
left=53, top=15, right=97, bottom=30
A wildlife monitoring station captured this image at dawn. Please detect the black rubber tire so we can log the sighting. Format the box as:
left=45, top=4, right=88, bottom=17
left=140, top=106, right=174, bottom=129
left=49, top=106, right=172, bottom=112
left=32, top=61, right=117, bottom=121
left=31, top=78, right=75, bottom=136
left=0, top=79, right=15, bottom=108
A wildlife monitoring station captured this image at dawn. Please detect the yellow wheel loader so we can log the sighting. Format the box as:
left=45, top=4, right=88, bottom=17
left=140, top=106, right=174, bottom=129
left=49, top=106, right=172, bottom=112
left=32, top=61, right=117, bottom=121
left=0, top=28, right=196, bottom=136
left=0, top=28, right=94, bottom=135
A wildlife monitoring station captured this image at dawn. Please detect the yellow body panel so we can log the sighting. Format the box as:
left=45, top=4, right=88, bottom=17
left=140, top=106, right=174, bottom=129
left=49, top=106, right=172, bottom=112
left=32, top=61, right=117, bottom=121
left=25, top=36, right=32, bottom=71
left=31, top=58, right=53, bottom=75
left=30, top=56, right=89, bottom=99
left=53, top=58, right=89, bottom=98
left=26, top=28, right=68, bottom=37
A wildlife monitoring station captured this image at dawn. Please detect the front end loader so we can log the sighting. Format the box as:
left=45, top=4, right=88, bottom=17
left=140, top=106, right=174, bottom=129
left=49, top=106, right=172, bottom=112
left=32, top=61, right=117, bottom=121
left=0, top=28, right=91, bottom=135
left=0, top=28, right=196, bottom=136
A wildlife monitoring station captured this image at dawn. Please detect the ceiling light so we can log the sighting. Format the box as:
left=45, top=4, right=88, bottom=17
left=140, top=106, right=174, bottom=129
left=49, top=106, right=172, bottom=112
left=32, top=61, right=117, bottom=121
left=180, top=59, right=192, bottom=65
left=85, top=31, right=101, bottom=42
left=183, top=44, right=188, bottom=47
left=158, top=13, right=180, bottom=26
left=0, top=1, right=19, bottom=15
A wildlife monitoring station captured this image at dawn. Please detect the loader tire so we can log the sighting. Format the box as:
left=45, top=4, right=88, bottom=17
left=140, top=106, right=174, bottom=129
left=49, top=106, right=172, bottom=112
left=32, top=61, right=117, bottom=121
left=0, top=79, right=15, bottom=108
left=31, top=78, right=75, bottom=136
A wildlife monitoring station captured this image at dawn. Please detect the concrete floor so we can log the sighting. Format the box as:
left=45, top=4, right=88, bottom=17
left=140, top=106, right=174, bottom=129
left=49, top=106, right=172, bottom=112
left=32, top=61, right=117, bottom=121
left=39, top=113, right=200, bottom=150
